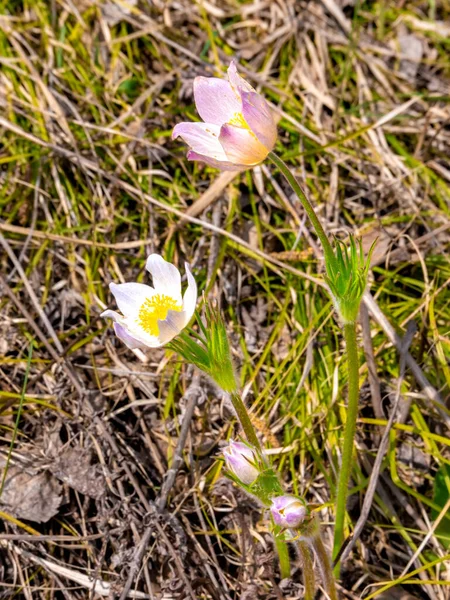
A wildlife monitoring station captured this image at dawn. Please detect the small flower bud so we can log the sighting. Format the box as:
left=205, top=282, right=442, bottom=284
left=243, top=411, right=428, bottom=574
left=270, top=495, right=307, bottom=529
left=223, top=440, right=260, bottom=485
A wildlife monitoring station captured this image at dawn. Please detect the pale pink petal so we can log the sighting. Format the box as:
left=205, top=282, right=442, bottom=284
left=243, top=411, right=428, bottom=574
left=219, top=124, right=269, bottom=165
left=186, top=150, right=245, bottom=171
left=227, top=61, right=254, bottom=94
left=229, top=440, right=255, bottom=461
left=173, top=122, right=228, bottom=162
left=224, top=453, right=259, bottom=485
left=109, top=283, right=155, bottom=318
left=271, top=509, right=285, bottom=527
left=241, top=91, right=277, bottom=151
left=194, top=76, right=242, bottom=126
left=145, top=254, right=182, bottom=301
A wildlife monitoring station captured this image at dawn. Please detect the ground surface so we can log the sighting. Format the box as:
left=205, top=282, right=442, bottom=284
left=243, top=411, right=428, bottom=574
left=0, top=1, right=450, bottom=599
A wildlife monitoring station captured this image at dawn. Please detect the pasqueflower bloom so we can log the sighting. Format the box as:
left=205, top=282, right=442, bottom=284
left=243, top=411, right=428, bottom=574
left=223, top=440, right=260, bottom=485
left=172, top=61, right=277, bottom=171
left=101, top=254, right=197, bottom=349
left=270, top=495, right=307, bottom=529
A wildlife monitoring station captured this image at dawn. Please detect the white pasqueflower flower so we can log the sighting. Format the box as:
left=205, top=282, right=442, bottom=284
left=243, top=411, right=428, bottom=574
left=101, top=254, right=197, bottom=349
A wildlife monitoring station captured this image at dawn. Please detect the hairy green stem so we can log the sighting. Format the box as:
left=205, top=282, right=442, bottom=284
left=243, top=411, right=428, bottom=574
left=268, top=151, right=337, bottom=270
left=311, top=530, right=338, bottom=600
left=229, top=391, right=261, bottom=453
left=296, top=540, right=315, bottom=600
left=333, top=321, right=360, bottom=572
left=230, top=392, right=290, bottom=575
left=268, top=152, right=362, bottom=574
left=275, top=537, right=291, bottom=580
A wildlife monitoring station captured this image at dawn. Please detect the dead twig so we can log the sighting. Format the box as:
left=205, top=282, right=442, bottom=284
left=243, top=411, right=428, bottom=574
left=1, top=540, right=149, bottom=599
left=363, top=291, right=449, bottom=427
left=360, top=301, right=384, bottom=420
left=118, top=373, right=203, bottom=600
left=155, top=372, right=203, bottom=512
left=0, top=232, right=64, bottom=354
left=0, top=272, right=84, bottom=396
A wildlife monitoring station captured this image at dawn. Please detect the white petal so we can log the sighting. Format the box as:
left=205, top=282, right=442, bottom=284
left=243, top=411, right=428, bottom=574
left=182, top=263, right=197, bottom=325
left=102, top=310, right=161, bottom=349
left=123, top=319, right=165, bottom=348
left=109, top=282, right=155, bottom=318
left=113, top=322, right=149, bottom=350
left=145, top=254, right=182, bottom=301
left=101, top=308, right=123, bottom=322
left=157, top=310, right=188, bottom=345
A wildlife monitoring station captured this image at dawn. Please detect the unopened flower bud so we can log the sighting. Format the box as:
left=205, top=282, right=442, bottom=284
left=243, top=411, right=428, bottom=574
left=270, top=495, right=307, bottom=529
left=223, top=440, right=260, bottom=485
left=325, top=236, right=376, bottom=325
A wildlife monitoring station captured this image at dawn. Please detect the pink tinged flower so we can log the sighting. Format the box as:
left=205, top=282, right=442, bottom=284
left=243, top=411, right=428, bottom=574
left=270, top=495, right=307, bottom=529
left=172, top=61, right=277, bottom=171
left=223, top=440, right=260, bottom=485
left=101, top=254, right=197, bottom=349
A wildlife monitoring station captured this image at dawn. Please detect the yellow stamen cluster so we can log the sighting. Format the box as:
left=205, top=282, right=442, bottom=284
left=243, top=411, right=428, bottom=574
left=228, top=112, right=250, bottom=130
left=137, top=294, right=182, bottom=336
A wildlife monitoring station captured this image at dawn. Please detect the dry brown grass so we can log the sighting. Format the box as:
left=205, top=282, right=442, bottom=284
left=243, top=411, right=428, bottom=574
left=0, top=0, right=449, bottom=598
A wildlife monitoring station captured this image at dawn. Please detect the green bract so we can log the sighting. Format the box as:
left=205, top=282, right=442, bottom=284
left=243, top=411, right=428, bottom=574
left=324, top=236, right=376, bottom=325
left=168, top=302, right=237, bottom=393
left=248, top=467, right=285, bottom=506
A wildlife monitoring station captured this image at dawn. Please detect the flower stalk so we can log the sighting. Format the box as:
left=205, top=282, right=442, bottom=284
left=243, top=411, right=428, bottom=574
left=292, top=515, right=337, bottom=600
left=296, top=540, right=315, bottom=600
left=267, top=151, right=337, bottom=271
left=168, top=304, right=262, bottom=451
left=311, top=527, right=338, bottom=600
left=275, top=536, right=291, bottom=580
left=229, top=391, right=261, bottom=453
left=266, top=152, right=373, bottom=577
left=332, top=320, right=360, bottom=572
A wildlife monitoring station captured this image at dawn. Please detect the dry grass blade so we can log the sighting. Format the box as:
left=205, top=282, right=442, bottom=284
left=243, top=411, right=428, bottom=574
left=1, top=1, right=449, bottom=598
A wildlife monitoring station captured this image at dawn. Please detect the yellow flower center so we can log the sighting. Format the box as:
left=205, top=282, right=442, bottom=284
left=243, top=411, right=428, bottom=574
left=137, top=294, right=182, bottom=336
left=228, top=111, right=250, bottom=130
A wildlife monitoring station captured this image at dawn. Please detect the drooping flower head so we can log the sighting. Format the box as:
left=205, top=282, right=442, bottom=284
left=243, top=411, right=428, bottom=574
left=223, top=440, right=260, bottom=485
left=270, top=495, right=308, bottom=529
left=172, top=61, right=277, bottom=171
left=101, top=254, right=197, bottom=349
